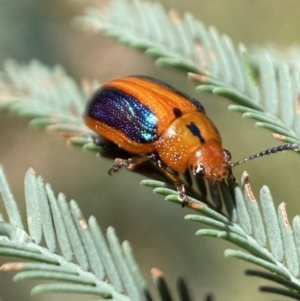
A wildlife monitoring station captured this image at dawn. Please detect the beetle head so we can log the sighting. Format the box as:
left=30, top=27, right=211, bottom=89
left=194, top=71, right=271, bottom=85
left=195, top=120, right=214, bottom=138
left=187, top=140, right=232, bottom=182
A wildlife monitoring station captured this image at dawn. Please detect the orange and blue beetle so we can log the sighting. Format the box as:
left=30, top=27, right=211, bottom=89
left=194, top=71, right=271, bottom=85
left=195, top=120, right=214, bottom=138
left=84, top=75, right=299, bottom=206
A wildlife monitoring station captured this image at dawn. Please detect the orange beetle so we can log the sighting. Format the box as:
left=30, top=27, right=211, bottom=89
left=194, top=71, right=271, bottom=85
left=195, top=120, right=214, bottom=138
left=84, top=76, right=298, bottom=206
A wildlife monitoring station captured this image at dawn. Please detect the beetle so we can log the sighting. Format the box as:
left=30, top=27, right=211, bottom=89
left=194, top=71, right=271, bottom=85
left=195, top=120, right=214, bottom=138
left=84, top=75, right=299, bottom=206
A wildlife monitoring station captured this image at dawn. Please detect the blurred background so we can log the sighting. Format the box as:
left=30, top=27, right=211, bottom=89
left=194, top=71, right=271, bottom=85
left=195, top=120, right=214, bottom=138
left=1, top=0, right=300, bottom=300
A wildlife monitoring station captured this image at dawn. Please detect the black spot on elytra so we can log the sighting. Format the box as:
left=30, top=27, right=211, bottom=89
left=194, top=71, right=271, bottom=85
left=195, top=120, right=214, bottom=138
left=186, top=122, right=205, bottom=143
left=173, top=107, right=182, bottom=117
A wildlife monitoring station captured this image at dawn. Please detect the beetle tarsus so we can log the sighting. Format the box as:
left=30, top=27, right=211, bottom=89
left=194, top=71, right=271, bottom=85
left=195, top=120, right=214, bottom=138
left=175, top=183, right=188, bottom=207
left=176, top=183, right=187, bottom=207
left=108, top=158, right=126, bottom=174
left=108, top=156, right=150, bottom=175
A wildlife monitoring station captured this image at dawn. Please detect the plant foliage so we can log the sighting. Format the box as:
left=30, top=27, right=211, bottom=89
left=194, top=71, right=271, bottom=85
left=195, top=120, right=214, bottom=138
left=75, top=0, right=300, bottom=146
left=0, top=166, right=140, bottom=300
left=1, top=165, right=300, bottom=300
left=0, top=164, right=205, bottom=301
left=0, top=59, right=97, bottom=149
left=142, top=172, right=300, bottom=300
left=0, top=0, right=300, bottom=300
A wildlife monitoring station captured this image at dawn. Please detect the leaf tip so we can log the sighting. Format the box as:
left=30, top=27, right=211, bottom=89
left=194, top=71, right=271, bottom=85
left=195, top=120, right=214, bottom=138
left=28, top=168, right=36, bottom=175
left=1, top=262, right=25, bottom=271
left=151, top=267, right=163, bottom=278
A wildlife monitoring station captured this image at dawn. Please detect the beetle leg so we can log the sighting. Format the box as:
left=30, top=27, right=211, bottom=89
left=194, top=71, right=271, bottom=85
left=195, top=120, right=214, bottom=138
left=148, top=153, right=187, bottom=207
left=228, top=168, right=236, bottom=182
left=108, top=156, right=150, bottom=174
left=161, top=169, right=187, bottom=207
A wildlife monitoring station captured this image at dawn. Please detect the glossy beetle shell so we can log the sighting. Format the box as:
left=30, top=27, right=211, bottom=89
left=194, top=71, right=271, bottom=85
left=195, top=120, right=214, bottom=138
left=84, top=76, right=231, bottom=181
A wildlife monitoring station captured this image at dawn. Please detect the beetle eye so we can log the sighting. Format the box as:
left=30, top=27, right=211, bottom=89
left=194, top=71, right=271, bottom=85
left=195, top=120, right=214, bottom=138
left=224, top=149, right=231, bottom=161
left=194, top=164, right=205, bottom=177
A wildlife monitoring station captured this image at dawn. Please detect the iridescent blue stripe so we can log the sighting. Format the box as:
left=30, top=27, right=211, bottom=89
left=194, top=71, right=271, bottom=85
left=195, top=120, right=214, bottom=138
left=86, top=88, right=158, bottom=143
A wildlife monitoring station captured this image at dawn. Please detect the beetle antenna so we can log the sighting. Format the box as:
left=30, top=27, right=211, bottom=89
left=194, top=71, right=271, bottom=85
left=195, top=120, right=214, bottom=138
left=230, top=143, right=299, bottom=167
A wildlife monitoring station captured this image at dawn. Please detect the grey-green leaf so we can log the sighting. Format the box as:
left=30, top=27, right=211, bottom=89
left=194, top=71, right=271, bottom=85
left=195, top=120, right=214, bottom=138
left=224, top=249, right=289, bottom=278
left=31, top=283, right=112, bottom=297
left=277, top=203, right=299, bottom=277
left=0, top=165, right=23, bottom=229
left=89, top=216, right=124, bottom=292
left=232, top=184, right=252, bottom=234
left=57, top=194, right=89, bottom=270
left=37, top=177, right=56, bottom=252
left=107, top=227, right=142, bottom=301
left=241, top=173, right=266, bottom=246
left=24, top=169, right=42, bottom=244
left=259, top=186, right=283, bottom=261
left=278, top=62, right=294, bottom=127
left=70, top=201, right=105, bottom=279
left=45, top=186, right=73, bottom=261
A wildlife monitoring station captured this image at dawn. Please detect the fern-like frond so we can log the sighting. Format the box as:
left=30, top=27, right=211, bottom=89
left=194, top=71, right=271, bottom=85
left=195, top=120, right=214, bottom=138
left=0, top=59, right=99, bottom=149
left=141, top=172, right=300, bottom=299
left=0, top=164, right=145, bottom=300
left=0, top=164, right=216, bottom=301
left=75, top=0, right=300, bottom=146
